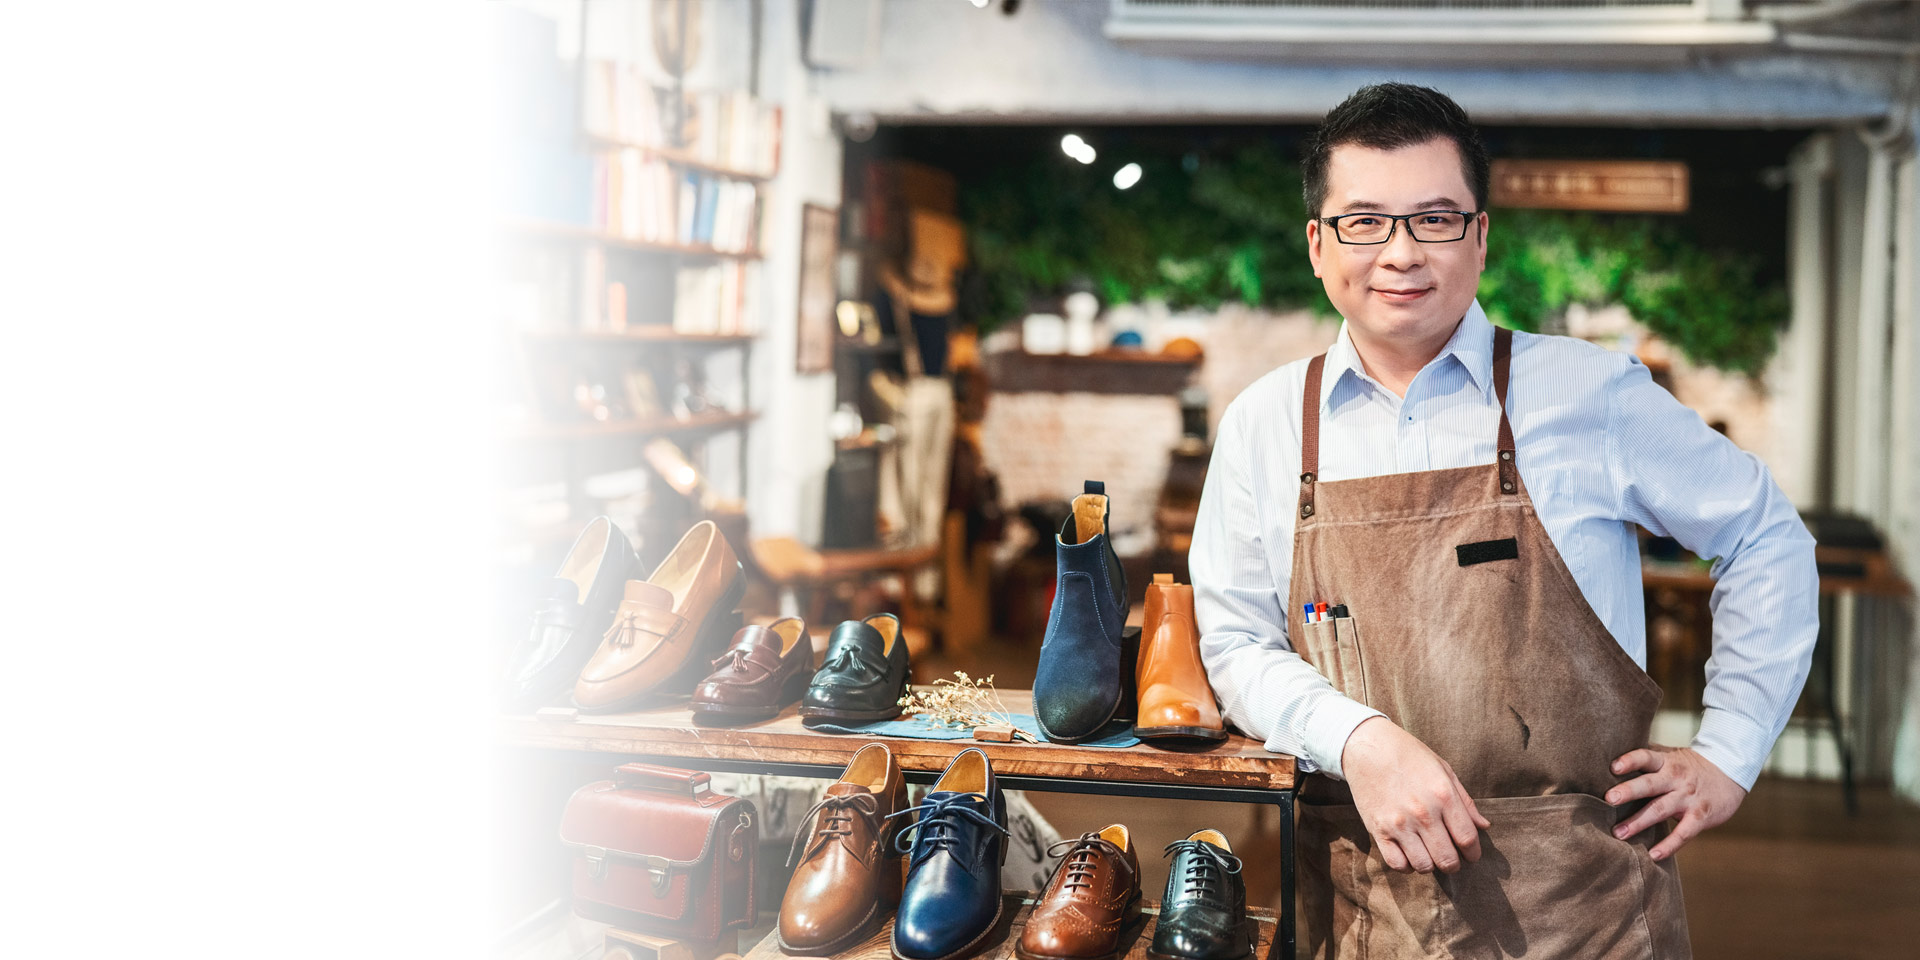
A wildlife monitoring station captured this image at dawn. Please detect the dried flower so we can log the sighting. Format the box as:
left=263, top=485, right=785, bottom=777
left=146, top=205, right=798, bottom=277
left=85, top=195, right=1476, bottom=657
left=897, top=672, right=1015, bottom=730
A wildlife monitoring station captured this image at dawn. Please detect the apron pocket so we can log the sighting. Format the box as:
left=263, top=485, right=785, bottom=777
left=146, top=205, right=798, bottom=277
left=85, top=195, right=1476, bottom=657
left=1301, top=794, right=1681, bottom=960
left=1331, top=616, right=1368, bottom=705
left=1298, top=619, right=1363, bottom=703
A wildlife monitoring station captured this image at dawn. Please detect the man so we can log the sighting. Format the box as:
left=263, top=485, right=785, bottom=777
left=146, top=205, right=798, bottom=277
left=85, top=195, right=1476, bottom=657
left=1190, top=83, right=1817, bottom=958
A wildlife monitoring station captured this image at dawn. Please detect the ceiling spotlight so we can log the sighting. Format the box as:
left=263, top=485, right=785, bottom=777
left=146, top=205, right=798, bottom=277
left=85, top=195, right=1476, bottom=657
left=1061, top=134, right=1085, bottom=155
left=968, top=0, right=989, bottom=7
left=1113, top=162, right=1142, bottom=190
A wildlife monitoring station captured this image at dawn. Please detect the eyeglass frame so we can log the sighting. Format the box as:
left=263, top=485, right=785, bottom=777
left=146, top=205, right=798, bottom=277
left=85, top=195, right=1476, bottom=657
left=1316, top=210, right=1483, bottom=245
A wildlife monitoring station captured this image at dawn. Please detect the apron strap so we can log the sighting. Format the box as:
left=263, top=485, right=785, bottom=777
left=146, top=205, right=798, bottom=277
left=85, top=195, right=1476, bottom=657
left=1493, top=326, right=1518, bottom=496
left=1299, top=352, right=1326, bottom=520
left=1299, top=326, right=1518, bottom=514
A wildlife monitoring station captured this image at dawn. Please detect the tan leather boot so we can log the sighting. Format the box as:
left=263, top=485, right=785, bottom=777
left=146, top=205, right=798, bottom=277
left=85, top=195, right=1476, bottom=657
left=1135, top=573, right=1226, bottom=741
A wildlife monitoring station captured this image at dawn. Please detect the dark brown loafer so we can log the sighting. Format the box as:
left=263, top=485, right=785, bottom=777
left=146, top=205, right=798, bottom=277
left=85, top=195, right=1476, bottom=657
left=690, top=617, right=814, bottom=723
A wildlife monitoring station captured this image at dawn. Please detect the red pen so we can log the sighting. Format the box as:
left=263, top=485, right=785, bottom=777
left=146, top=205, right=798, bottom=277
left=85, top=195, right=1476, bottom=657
left=1315, top=601, right=1329, bottom=624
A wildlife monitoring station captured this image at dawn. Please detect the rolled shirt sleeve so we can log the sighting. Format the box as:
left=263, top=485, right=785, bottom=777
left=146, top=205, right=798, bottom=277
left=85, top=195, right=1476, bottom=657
left=1604, top=356, right=1819, bottom=790
left=1191, top=397, right=1383, bottom=779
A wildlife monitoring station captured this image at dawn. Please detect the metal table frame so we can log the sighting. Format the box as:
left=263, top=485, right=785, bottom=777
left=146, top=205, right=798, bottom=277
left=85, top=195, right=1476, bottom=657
left=564, top=750, right=1298, bottom=960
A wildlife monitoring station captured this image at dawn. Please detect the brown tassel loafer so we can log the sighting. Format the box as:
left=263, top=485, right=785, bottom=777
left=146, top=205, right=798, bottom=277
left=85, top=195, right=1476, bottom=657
left=573, top=521, right=744, bottom=713
left=689, top=617, right=814, bottom=723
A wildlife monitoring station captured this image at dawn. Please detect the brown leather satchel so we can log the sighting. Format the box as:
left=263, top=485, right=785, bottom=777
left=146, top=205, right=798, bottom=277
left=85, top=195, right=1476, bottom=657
left=559, top=763, right=757, bottom=941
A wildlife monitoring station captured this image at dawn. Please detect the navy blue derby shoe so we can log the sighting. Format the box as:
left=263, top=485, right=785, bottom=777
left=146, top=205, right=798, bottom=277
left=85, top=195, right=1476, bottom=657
left=1033, top=481, right=1129, bottom=743
left=889, top=748, right=1009, bottom=960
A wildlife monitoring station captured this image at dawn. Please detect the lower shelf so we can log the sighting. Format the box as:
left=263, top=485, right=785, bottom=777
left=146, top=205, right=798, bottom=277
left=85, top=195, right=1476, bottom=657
left=742, top=892, right=1280, bottom=960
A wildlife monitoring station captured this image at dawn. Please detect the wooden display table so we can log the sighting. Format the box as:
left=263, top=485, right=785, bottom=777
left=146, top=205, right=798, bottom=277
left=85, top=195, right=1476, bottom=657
left=741, top=892, right=1282, bottom=960
left=502, top=689, right=1298, bottom=958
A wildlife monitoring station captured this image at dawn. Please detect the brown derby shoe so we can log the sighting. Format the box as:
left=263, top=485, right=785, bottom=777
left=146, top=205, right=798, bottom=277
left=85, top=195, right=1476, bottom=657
left=573, top=521, right=744, bottom=713
left=1135, top=574, right=1226, bottom=741
left=778, top=742, right=908, bottom=956
left=1017, top=824, right=1143, bottom=960
left=690, top=617, right=814, bottom=723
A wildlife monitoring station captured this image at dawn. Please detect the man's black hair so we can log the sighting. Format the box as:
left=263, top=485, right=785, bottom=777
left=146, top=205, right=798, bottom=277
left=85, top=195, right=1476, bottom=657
left=1301, top=83, right=1490, bottom=218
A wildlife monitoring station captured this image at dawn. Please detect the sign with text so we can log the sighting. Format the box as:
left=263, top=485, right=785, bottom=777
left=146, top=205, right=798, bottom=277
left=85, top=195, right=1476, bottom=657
left=1491, top=159, right=1689, bottom=213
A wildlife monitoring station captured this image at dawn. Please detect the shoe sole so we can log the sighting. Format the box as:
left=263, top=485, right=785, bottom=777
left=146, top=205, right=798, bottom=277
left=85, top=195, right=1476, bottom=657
left=800, top=678, right=910, bottom=724
left=573, top=568, right=746, bottom=715
left=1142, top=920, right=1256, bottom=960
left=689, top=670, right=811, bottom=725
left=776, top=899, right=885, bottom=956
left=890, top=895, right=1004, bottom=960
left=1133, top=725, right=1228, bottom=742
left=1012, top=893, right=1144, bottom=960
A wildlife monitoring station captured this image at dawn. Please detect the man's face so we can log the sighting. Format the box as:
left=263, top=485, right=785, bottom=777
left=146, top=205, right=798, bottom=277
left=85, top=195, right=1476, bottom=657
left=1307, top=137, right=1488, bottom=350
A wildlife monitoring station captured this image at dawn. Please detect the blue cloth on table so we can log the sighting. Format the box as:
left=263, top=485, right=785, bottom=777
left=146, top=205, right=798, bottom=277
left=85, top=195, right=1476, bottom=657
left=805, top=712, right=1140, bottom=748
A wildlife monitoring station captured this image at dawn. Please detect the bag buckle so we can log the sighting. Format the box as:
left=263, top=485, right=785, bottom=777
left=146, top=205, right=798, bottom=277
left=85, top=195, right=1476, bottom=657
left=646, top=855, right=673, bottom=895
left=582, top=845, right=609, bottom=881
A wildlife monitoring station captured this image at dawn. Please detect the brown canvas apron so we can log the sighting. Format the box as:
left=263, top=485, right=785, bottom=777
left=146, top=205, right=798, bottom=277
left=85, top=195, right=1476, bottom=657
left=1290, top=329, right=1690, bottom=959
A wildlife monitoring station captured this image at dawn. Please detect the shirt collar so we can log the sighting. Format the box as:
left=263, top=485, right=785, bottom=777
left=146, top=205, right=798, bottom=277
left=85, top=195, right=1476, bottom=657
left=1320, top=299, right=1496, bottom=411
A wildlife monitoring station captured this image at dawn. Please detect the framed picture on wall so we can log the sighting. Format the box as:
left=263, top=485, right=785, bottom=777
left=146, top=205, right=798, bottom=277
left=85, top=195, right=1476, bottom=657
left=796, top=203, right=839, bottom=374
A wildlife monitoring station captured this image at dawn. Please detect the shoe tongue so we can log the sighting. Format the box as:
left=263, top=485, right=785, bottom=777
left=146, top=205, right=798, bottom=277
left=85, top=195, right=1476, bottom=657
left=925, top=790, right=978, bottom=805
left=825, top=782, right=872, bottom=799
left=620, top=579, right=673, bottom=608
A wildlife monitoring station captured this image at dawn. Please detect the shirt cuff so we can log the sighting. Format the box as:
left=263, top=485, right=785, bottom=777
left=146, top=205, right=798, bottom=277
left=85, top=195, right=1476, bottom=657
left=1276, top=696, right=1384, bottom=781
left=1690, top=707, right=1773, bottom=791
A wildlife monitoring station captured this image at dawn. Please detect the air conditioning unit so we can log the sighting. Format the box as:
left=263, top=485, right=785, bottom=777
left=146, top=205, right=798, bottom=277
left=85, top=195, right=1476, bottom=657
left=1104, top=0, right=1780, bottom=63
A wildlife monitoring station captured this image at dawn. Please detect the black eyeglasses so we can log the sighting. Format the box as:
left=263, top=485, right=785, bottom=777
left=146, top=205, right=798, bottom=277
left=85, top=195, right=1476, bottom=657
left=1318, top=210, right=1480, bottom=245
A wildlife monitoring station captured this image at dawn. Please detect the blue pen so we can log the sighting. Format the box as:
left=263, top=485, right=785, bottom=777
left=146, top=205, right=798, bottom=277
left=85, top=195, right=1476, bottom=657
left=1303, top=602, right=1317, bottom=624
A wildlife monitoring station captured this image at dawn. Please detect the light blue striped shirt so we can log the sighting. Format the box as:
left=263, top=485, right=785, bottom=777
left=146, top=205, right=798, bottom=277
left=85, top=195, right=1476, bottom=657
left=1191, top=300, right=1817, bottom=790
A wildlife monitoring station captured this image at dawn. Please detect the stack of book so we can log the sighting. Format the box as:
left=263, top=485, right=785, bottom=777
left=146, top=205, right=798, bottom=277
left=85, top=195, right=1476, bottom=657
left=672, top=263, right=761, bottom=336
left=591, top=152, right=762, bottom=253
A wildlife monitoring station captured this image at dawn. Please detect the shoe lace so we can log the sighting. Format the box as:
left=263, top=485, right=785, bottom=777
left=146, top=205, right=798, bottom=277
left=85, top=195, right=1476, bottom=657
left=786, top=792, right=881, bottom=867
left=887, top=792, right=1008, bottom=857
left=1162, top=839, right=1242, bottom=904
left=1045, top=832, right=1127, bottom=894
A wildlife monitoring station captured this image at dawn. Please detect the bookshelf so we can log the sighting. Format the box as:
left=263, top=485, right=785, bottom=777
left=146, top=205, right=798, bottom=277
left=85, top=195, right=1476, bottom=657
left=500, top=53, right=782, bottom=565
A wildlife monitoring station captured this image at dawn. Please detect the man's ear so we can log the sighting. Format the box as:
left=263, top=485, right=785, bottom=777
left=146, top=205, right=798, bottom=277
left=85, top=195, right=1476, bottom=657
left=1476, top=210, right=1490, bottom=271
left=1307, top=218, right=1324, bottom=278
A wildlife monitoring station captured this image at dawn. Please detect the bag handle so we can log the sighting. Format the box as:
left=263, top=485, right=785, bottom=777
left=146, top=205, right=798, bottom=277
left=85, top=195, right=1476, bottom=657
left=613, top=763, right=711, bottom=799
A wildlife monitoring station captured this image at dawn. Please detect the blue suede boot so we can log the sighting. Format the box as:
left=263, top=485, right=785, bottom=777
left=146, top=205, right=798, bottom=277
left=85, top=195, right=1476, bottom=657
left=1033, top=480, right=1129, bottom=743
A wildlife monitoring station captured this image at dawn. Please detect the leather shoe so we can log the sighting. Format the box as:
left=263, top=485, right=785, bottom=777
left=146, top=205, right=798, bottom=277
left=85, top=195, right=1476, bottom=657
left=691, top=617, right=814, bottom=724
left=778, top=742, right=908, bottom=954
left=1148, top=831, right=1254, bottom=960
left=800, top=613, right=910, bottom=724
left=1135, top=575, right=1226, bottom=741
left=1034, top=481, right=1129, bottom=743
left=573, top=521, right=744, bottom=712
left=891, top=748, right=1009, bottom=960
left=502, top=517, right=638, bottom=710
left=1016, top=825, right=1142, bottom=960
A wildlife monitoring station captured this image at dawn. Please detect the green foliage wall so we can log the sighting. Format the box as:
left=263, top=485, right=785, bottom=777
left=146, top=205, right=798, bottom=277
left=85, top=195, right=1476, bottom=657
left=963, top=146, right=1786, bottom=374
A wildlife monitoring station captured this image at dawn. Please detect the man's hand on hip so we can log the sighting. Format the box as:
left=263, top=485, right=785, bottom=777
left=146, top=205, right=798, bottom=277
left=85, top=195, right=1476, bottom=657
left=1608, top=745, right=1746, bottom=860
left=1341, top=716, right=1491, bottom=875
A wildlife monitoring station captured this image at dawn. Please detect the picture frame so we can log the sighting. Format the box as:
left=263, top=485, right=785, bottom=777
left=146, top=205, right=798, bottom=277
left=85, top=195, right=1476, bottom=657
left=796, top=203, right=840, bottom=374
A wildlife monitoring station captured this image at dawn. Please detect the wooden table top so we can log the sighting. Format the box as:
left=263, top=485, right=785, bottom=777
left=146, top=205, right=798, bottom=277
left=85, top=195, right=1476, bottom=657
left=501, top=688, right=1296, bottom=792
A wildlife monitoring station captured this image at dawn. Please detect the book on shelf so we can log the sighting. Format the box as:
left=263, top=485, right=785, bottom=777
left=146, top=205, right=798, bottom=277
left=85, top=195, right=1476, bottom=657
left=672, top=263, right=761, bottom=336
left=592, top=150, right=760, bottom=253
left=583, top=63, right=781, bottom=178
